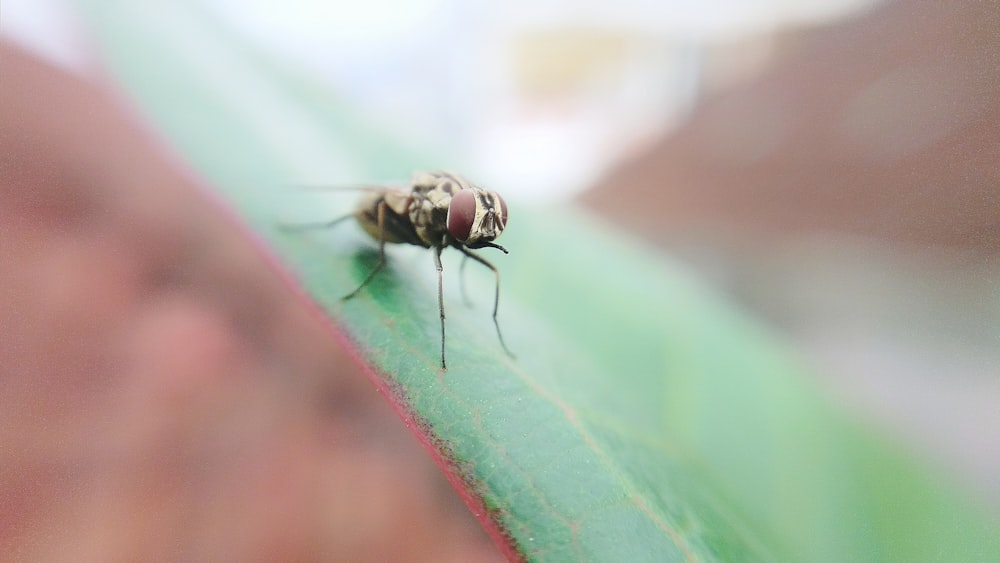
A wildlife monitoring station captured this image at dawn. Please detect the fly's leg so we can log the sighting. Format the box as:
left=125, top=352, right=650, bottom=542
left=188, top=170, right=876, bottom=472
left=276, top=214, right=355, bottom=232
left=344, top=201, right=387, bottom=300
left=456, top=246, right=514, bottom=360
left=277, top=212, right=377, bottom=299
left=434, top=245, right=447, bottom=369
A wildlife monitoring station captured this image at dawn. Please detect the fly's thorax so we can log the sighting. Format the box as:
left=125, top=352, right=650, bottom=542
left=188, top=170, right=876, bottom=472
left=408, top=187, right=451, bottom=246
left=407, top=171, right=466, bottom=246
left=411, top=170, right=473, bottom=195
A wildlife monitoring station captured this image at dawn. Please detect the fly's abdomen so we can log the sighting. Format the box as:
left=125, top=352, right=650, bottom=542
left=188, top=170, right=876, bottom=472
left=354, top=191, right=425, bottom=246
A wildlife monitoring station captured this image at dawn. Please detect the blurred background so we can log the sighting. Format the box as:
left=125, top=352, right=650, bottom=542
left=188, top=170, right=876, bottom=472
left=3, top=0, right=999, bottom=556
left=6, top=0, right=879, bottom=200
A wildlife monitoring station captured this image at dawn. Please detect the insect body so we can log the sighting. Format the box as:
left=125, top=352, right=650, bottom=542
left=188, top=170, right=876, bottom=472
left=289, top=171, right=512, bottom=369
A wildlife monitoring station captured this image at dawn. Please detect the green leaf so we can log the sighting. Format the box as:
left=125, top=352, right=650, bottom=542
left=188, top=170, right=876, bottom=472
left=81, top=2, right=1000, bottom=561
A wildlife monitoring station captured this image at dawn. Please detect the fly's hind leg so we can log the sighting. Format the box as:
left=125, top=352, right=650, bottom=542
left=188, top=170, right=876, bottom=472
left=456, top=246, right=514, bottom=360
left=344, top=200, right=388, bottom=300
left=277, top=212, right=379, bottom=299
left=276, top=214, right=355, bottom=232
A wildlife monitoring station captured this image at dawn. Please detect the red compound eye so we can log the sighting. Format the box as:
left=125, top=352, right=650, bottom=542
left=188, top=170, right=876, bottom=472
left=447, top=189, right=476, bottom=241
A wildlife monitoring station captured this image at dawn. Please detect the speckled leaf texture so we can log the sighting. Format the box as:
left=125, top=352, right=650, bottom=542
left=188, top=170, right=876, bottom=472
left=81, top=2, right=1000, bottom=561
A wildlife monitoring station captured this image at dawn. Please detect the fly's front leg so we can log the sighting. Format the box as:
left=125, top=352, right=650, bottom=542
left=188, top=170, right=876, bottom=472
left=344, top=200, right=388, bottom=300
left=434, top=245, right=447, bottom=369
left=457, top=246, right=514, bottom=359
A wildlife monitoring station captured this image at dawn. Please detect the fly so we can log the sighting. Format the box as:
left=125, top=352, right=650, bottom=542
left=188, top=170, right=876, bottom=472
left=284, top=170, right=513, bottom=370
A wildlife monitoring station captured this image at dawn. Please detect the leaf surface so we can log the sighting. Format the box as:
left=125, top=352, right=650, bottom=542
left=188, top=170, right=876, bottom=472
left=81, top=2, right=1000, bottom=560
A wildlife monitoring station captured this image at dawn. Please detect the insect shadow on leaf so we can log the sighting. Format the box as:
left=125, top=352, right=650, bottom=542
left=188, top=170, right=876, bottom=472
left=279, top=171, right=514, bottom=370
left=348, top=248, right=401, bottom=301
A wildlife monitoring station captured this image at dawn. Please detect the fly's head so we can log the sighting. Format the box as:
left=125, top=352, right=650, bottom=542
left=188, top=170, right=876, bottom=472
left=446, top=188, right=509, bottom=253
